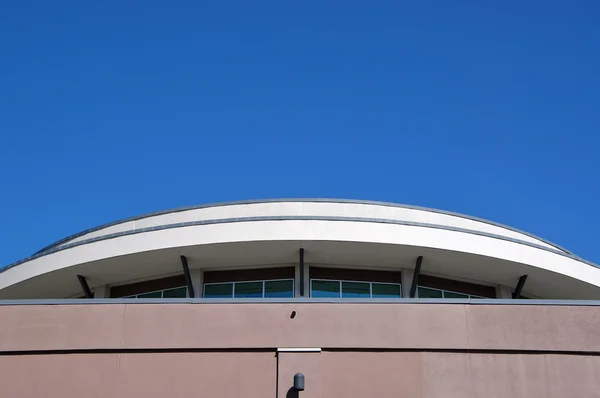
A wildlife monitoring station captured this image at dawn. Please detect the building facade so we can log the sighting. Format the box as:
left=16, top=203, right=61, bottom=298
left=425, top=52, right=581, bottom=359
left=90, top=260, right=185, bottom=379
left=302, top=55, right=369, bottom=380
left=1, top=199, right=600, bottom=397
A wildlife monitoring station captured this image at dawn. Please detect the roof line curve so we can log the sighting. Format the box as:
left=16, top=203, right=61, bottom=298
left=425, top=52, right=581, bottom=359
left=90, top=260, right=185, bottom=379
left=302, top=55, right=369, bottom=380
left=0, top=215, right=595, bottom=278
left=33, top=198, right=573, bottom=256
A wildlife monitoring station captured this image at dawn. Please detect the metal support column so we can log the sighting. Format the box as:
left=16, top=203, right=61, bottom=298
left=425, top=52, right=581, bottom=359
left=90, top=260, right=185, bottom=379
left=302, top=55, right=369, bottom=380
left=299, top=248, right=305, bottom=297
left=77, top=275, right=93, bottom=298
left=180, top=255, right=195, bottom=298
left=409, top=256, right=423, bottom=298
left=512, top=275, right=528, bottom=298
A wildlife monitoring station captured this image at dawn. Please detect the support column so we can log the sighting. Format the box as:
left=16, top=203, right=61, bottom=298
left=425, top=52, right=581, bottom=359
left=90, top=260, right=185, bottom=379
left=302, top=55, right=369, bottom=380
left=409, top=256, right=423, bottom=298
left=180, top=255, right=195, bottom=298
left=512, top=275, right=528, bottom=298
left=299, top=248, right=305, bottom=297
left=92, top=285, right=110, bottom=298
left=401, top=269, right=414, bottom=298
left=295, top=263, right=302, bottom=298
left=303, top=263, right=310, bottom=297
left=77, top=275, right=93, bottom=298
left=495, top=285, right=512, bottom=299
left=190, top=268, right=203, bottom=298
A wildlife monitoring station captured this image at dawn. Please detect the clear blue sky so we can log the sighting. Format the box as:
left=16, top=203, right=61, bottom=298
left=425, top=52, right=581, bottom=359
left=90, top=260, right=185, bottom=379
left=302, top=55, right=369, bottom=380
left=1, top=1, right=599, bottom=267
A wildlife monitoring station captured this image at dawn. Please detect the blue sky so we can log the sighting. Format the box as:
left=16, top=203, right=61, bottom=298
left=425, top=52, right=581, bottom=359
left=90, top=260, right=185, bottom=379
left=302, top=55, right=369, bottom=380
left=1, top=1, right=598, bottom=267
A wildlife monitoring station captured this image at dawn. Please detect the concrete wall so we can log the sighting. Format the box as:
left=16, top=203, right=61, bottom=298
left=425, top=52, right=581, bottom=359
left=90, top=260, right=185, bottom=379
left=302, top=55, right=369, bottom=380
left=1, top=302, right=600, bottom=397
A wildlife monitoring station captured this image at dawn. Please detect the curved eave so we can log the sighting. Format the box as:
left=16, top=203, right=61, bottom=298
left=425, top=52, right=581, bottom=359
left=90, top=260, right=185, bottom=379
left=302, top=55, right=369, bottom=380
left=32, top=198, right=573, bottom=256
left=4, top=215, right=595, bottom=273
left=1, top=216, right=599, bottom=300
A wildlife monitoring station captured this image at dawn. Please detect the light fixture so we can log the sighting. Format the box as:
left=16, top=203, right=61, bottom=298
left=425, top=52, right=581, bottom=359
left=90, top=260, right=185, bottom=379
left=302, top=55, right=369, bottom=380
left=293, top=373, right=305, bottom=391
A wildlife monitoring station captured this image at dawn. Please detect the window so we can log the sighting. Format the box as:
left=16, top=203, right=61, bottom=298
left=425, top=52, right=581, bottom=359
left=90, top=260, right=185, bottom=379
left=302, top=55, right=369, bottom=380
left=311, top=280, right=340, bottom=298
left=125, top=286, right=187, bottom=299
left=204, top=279, right=294, bottom=298
left=310, top=279, right=402, bottom=298
left=416, top=274, right=494, bottom=298
left=417, top=286, right=483, bottom=299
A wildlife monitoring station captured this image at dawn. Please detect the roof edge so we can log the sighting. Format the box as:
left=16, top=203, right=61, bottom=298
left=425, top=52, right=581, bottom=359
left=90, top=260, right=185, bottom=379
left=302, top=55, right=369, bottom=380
left=1, top=215, right=594, bottom=277
left=34, top=198, right=572, bottom=256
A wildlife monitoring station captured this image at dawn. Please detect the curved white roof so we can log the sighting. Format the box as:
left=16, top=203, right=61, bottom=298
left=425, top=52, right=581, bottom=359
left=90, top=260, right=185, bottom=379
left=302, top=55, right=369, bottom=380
left=1, top=199, right=598, bottom=300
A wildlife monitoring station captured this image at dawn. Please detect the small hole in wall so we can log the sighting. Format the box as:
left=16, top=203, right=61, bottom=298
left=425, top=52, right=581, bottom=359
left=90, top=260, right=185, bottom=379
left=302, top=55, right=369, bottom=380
left=290, top=311, right=297, bottom=319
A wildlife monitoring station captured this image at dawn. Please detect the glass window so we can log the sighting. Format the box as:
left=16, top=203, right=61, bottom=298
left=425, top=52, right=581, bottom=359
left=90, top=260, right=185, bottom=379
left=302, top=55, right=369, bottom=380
left=311, top=280, right=340, bottom=298
left=265, top=280, right=294, bottom=298
left=444, top=291, right=469, bottom=299
left=204, top=279, right=294, bottom=298
left=136, top=291, right=162, bottom=299
left=417, top=287, right=443, bottom=298
left=163, top=286, right=187, bottom=298
left=341, top=281, right=370, bottom=298
left=311, top=279, right=402, bottom=299
left=125, top=286, right=188, bottom=299
left=372, top=283, right=402, bottom=298
left=417, top=286, right=483, bottom=299
left=204, top=283, right=233, bottom=298
left=234, top=281, right=263, bottom=298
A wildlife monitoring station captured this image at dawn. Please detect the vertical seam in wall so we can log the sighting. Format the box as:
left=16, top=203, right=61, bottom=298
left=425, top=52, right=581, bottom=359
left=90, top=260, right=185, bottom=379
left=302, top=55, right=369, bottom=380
left=463, top=305, right=470, bottom=349
left=119, top=304, right=127, bottom=349
left=113, top=304, right=127, bottom=397
left=462, top=304, right=471, bottom=350
left=463, top=305, right=475, bottom=397
left=466, top=351, right=474, bottom=397
left=275, top=350, right=280, bottom=398
left=419, top=351, right=426, bottom=398
left=542, top=350, right=550, bottom=397
left=113, top=352, right=123, bottom=397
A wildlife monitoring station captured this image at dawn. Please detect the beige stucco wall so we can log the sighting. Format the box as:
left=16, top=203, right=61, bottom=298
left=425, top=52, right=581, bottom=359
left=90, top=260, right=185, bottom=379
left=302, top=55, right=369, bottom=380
left=1, top=302, right=599, bottom=397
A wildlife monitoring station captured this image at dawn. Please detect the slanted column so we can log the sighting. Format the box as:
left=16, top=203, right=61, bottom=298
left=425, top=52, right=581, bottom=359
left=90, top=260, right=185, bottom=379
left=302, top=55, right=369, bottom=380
left=409, top=256, right=424, bottom=298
